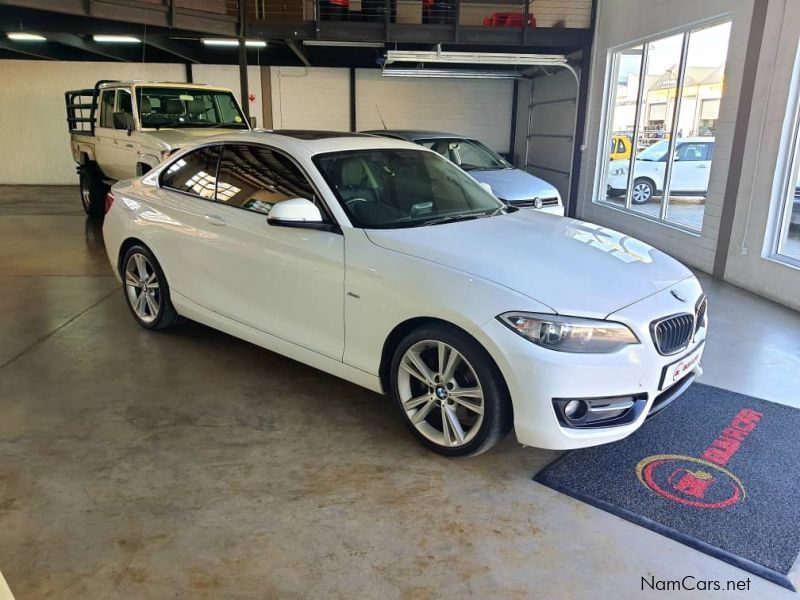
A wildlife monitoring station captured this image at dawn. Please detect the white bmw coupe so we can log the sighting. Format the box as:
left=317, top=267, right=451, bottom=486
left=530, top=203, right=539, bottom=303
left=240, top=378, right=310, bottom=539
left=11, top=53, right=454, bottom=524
left=103, top=131, right=707, bottom=457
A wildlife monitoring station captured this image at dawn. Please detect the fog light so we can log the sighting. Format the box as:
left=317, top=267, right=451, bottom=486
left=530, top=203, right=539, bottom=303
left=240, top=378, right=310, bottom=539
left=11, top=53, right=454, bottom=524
left=564, top=400, right=587, bottom=421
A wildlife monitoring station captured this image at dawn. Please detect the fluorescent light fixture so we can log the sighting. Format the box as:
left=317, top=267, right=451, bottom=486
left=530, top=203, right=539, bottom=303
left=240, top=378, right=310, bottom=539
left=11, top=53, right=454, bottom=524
left=384, top=49, right=568, bottom=67
left=382, top=68, right=526, bottom=80
left=202, top=38, right=267, bottom=48
left=7, top=32, right=46, bottom=42
left=303, top=40, right=384, bottom=48
left=93, top=35, right=141, bottom=43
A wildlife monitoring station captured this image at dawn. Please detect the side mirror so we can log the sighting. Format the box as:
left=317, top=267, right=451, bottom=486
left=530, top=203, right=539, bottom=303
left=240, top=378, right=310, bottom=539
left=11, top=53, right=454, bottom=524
left=268, top=198, right=334, bottom=231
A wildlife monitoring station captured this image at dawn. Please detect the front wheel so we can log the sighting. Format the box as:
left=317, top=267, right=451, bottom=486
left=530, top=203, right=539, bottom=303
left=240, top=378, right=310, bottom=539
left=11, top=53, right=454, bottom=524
left=631, top=178, right=655, bottom=205
left=79, top=163, right=108, bottom=217
left=390, top=324, right=512, bottom=457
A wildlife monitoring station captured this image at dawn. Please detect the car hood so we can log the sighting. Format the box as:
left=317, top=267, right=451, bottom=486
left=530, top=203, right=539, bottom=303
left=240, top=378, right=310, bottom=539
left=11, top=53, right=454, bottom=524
left=140, top=127, right=243, bottom=151
left=469, top=168, right=560, bottom=202
left=365, top=210, right=692, bottom=318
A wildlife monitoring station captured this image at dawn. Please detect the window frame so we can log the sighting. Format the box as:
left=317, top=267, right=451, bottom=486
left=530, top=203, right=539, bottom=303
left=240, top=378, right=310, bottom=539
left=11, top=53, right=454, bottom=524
left=594, top=16, right=733, bottom=233
left=766, top=40, right=800, bottom=270
left=158, top=142, right=340, bottom=231
left=98, top=89, right=116, bottom=130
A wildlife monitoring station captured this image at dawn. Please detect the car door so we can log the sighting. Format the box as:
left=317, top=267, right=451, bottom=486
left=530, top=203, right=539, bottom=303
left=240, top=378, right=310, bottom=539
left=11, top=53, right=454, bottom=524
left=152, top=144, right=224, bottom=299
left=670, top=142, right=712, bottom=193
left=94, top=89, right=121, bottom=180
left=106, top=88, right=140, bottom=179
left=189, top=143, right=345, bottom=361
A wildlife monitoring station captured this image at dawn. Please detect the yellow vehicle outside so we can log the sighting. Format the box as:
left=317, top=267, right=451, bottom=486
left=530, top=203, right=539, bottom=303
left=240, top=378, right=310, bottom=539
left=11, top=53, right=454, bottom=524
left=610, top=135, right=633, bottom=160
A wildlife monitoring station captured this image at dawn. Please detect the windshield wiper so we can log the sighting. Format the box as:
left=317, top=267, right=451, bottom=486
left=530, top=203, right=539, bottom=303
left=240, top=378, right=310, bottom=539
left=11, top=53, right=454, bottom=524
left=420, top=209, right=501, bottom=227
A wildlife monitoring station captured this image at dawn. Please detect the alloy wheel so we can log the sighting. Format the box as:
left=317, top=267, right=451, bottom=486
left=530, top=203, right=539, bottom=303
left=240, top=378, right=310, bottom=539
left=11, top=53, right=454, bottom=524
left=124, top=253, right=161, bottom=324
left=397, top=340, right=485, bottom=448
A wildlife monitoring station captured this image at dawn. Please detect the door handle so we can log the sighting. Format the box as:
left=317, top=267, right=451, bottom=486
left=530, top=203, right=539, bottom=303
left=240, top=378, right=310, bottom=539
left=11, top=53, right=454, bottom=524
left=125, top=143, right=134, bottom=148
left=697, top=164, right=708, bottom=168
left=204, top=214, right=226, bottom=226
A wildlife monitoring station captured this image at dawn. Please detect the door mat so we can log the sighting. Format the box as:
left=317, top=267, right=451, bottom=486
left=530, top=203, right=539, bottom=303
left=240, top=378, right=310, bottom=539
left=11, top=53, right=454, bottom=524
left=534, top=383, right=800, bottom=591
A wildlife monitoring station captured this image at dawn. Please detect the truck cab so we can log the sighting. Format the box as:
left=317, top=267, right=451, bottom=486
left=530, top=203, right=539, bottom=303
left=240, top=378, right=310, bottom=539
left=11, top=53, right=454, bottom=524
left=67, top=80, right=250, bottom=215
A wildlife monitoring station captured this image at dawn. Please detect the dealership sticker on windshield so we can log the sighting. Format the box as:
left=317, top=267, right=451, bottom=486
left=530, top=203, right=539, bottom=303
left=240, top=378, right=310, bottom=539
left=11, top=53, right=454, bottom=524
left=661, top=343, right=703, bottom=391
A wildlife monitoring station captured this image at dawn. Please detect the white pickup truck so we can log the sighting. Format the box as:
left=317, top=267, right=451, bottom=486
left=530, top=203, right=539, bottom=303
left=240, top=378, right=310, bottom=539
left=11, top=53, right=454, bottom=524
left=66, top=80, right=251, bottom=216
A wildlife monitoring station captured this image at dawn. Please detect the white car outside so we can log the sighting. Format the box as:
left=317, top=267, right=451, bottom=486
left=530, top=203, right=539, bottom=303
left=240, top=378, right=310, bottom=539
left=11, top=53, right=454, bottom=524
left=606, top=137, right=714, bottom=204
left=103, top=131, right=707, bottom=456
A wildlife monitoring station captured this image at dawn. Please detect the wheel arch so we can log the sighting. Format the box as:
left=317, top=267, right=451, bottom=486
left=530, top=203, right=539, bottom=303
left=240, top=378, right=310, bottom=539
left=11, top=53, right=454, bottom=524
left=117, top=237, right=148, bottom=277
left=378, top=316, right=511, bottom=404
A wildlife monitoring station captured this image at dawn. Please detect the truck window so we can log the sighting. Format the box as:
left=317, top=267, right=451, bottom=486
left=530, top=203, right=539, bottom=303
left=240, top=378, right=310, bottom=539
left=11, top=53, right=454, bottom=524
left=99, top=90, right=115, bottom=129
left=114, top=89, right=134, bottom=130
left=136, top=87, right=248, bottom=129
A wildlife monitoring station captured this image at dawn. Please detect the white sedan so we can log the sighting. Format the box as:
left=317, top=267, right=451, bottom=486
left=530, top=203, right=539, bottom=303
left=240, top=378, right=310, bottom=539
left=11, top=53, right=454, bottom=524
left=103, top=131, right=707, bottom=456
left=606, top=137, right=714, bottom=204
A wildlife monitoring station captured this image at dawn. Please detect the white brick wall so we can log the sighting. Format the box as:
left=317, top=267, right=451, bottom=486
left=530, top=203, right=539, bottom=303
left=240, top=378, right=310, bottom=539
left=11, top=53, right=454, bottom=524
left=722, top=0, right=800, bottom=310
left=355, top=69, right=514, bottom=152
left=269, top=67, right=350, bottom=131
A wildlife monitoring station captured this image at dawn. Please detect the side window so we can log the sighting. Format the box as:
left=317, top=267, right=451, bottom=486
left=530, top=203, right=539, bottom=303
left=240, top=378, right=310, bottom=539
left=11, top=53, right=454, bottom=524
left=677, top=143, right=709, bottom=162
left=160, top=146, right=221, bottom=198
left=99, top=90, right=115, bottom=129
left=114, top=89, right=134, bottom=130
left=215, top=144, right=320, bottom=217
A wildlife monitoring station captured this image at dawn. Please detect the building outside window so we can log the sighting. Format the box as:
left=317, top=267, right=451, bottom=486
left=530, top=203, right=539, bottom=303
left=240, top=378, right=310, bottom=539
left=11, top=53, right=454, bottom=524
left=597, top=21, right=732, bottom=232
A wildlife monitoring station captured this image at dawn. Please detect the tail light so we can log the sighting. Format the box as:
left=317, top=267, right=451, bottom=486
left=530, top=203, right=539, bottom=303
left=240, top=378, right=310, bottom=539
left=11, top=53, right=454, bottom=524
left=104, top=191, right=115, bottom=214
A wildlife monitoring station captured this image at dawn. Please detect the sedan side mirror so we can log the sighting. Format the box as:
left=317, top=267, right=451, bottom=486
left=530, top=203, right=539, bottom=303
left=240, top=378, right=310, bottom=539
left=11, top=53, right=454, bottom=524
left=267, top=198, right=336, bottom=232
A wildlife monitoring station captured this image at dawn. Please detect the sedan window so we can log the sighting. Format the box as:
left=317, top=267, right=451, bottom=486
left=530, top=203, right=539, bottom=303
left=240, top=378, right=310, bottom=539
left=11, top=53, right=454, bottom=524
left=314, top=149, right=504, bottom=229
left=418, top=138, right=509, bottom=171
left=160, top=146, right=221, bottom=198
left=214, top=144, right=321, bottom=217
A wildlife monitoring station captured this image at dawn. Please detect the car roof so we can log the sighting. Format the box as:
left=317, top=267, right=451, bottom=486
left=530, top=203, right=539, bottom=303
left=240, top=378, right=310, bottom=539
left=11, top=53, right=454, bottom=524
left=272, top=130, right=376, bottom=141
left=100, top=81, right=233, bottom=92
left=174, top=129, right=428, bottom=158
left=363, top=129, right=464, bottom=141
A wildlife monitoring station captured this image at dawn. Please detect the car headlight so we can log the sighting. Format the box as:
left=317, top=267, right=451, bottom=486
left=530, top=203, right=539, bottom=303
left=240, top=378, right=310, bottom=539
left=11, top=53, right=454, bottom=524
left=497, top=312, right=639, bottom=353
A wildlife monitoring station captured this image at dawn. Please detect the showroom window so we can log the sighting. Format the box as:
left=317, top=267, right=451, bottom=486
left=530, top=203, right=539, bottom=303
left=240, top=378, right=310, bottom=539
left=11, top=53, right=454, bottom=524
left=771, top=79, right=800, bottom=265
left=597, top=21, right=732, bottom=231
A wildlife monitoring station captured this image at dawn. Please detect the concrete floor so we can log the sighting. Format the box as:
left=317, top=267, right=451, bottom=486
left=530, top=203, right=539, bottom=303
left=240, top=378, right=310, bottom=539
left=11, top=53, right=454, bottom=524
left=1, top=185, right=799, bottom=599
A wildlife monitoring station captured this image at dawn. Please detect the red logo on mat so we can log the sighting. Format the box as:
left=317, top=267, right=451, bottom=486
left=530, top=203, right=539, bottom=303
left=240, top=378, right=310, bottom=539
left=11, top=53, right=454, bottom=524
left=636, top=408, right=762, bottom=509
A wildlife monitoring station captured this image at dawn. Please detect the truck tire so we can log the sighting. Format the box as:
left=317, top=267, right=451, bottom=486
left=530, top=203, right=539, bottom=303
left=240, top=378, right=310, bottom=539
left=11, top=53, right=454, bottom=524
left=79, top=163, right=108, bottom=217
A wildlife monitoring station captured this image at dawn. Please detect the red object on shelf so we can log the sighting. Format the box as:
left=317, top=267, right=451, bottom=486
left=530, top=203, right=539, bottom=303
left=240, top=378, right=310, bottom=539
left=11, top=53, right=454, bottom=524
left=482, top=12, right=536, bottom=28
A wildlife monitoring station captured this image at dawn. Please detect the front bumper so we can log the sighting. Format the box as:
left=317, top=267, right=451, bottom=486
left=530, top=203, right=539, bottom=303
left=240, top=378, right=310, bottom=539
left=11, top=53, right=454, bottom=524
left=480, top=277, right=705, bottom=450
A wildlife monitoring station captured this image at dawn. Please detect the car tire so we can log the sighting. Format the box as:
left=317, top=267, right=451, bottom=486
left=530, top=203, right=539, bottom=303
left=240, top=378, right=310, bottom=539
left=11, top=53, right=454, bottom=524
left=79, top=162, right=109, bottom=218
left=121, top=244, right=184, bottom=331
left=631, top=178, right=655, bottom=205
left=389, top=323, right=512, bottom=457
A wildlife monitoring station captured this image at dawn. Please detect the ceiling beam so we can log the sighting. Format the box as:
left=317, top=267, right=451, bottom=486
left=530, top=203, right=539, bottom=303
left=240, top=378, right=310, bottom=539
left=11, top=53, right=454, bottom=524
left=46, top=32, right=131, bottom=61
left=0, top=39, right=56, bottom=59
left=144, top=35, right=202, bottom=64
left=284, top=38, right=310, bottom=67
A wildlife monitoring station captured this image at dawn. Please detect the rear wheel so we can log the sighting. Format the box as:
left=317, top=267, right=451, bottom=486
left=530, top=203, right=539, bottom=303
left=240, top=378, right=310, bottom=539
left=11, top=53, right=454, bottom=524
left=390, top=324, right=512, bottom=457
left=79, top=163, right=108, bottom=217
left=121, top=245, right=183, bottom=330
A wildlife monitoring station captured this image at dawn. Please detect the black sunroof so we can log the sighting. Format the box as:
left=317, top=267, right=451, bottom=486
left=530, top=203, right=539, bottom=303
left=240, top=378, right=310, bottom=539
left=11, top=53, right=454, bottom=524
left=272, top=130, right=375, bottom=140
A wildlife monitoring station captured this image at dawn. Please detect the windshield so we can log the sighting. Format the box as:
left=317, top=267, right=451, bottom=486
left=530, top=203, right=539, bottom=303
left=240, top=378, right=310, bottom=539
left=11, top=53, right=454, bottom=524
left=417, top=138, right=510, bottom=171
left=637, top=140, right=670, bottom=162
left=136, top=87, right=248, bottom=129
left=313, top=149, right=506, bottom=229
